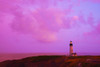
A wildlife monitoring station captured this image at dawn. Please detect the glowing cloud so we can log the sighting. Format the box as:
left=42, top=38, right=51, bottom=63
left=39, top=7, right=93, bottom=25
left=0, top=0, right=100, bottom=53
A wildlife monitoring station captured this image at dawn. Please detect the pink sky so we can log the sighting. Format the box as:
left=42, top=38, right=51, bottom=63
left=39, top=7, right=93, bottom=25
left=0, top=0, right=100, bottom=54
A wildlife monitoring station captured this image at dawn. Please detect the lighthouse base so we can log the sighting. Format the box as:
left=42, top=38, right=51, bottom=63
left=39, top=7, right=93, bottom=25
left=70, top=53, right=77, bottom=56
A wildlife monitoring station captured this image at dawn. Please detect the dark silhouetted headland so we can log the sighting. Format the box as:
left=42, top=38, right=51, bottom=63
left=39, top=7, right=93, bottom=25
left=0, top=56, right=100, bottom=67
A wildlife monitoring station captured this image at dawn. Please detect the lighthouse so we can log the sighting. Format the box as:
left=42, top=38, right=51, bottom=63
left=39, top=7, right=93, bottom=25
left=69, top=41, right=73, bottom=56
left=69, top=41, right=77, bottom=56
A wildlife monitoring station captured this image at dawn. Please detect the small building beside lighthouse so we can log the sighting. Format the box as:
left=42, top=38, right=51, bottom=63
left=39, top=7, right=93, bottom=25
left=69, top=41, right=77, bottom=56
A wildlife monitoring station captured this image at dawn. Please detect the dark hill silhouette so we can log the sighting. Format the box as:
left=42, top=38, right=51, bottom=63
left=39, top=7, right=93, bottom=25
left=0, top=56, right=100, bottom=67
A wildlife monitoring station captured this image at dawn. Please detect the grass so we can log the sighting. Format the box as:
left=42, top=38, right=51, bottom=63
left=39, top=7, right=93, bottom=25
left=20, top=55, right=62, bottom=62
left=1, top=55, right=100, bottom=67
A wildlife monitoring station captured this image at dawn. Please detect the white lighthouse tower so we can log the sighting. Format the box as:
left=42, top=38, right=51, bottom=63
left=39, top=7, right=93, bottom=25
left=69, top=41, right=77, bottom=56
left=69, top=41, right=73, bottom=56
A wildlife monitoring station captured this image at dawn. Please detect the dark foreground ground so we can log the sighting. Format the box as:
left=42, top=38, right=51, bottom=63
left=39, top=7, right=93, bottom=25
left=0, top=56, right=100, bottom=67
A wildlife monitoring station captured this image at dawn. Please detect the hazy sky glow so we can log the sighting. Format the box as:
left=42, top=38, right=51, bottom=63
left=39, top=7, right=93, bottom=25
left=0, top=0, right=100, bottom=54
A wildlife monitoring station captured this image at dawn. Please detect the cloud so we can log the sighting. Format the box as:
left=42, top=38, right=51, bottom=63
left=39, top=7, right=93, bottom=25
left=84, top=21, right=100, bottom=36
left=10, top=8, right=73, bottom=42
left=0, top=0, right=75, bottom=43
left=1, top=0, right=99, bottom=43
left=82, top=0, right=100, bottom=3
